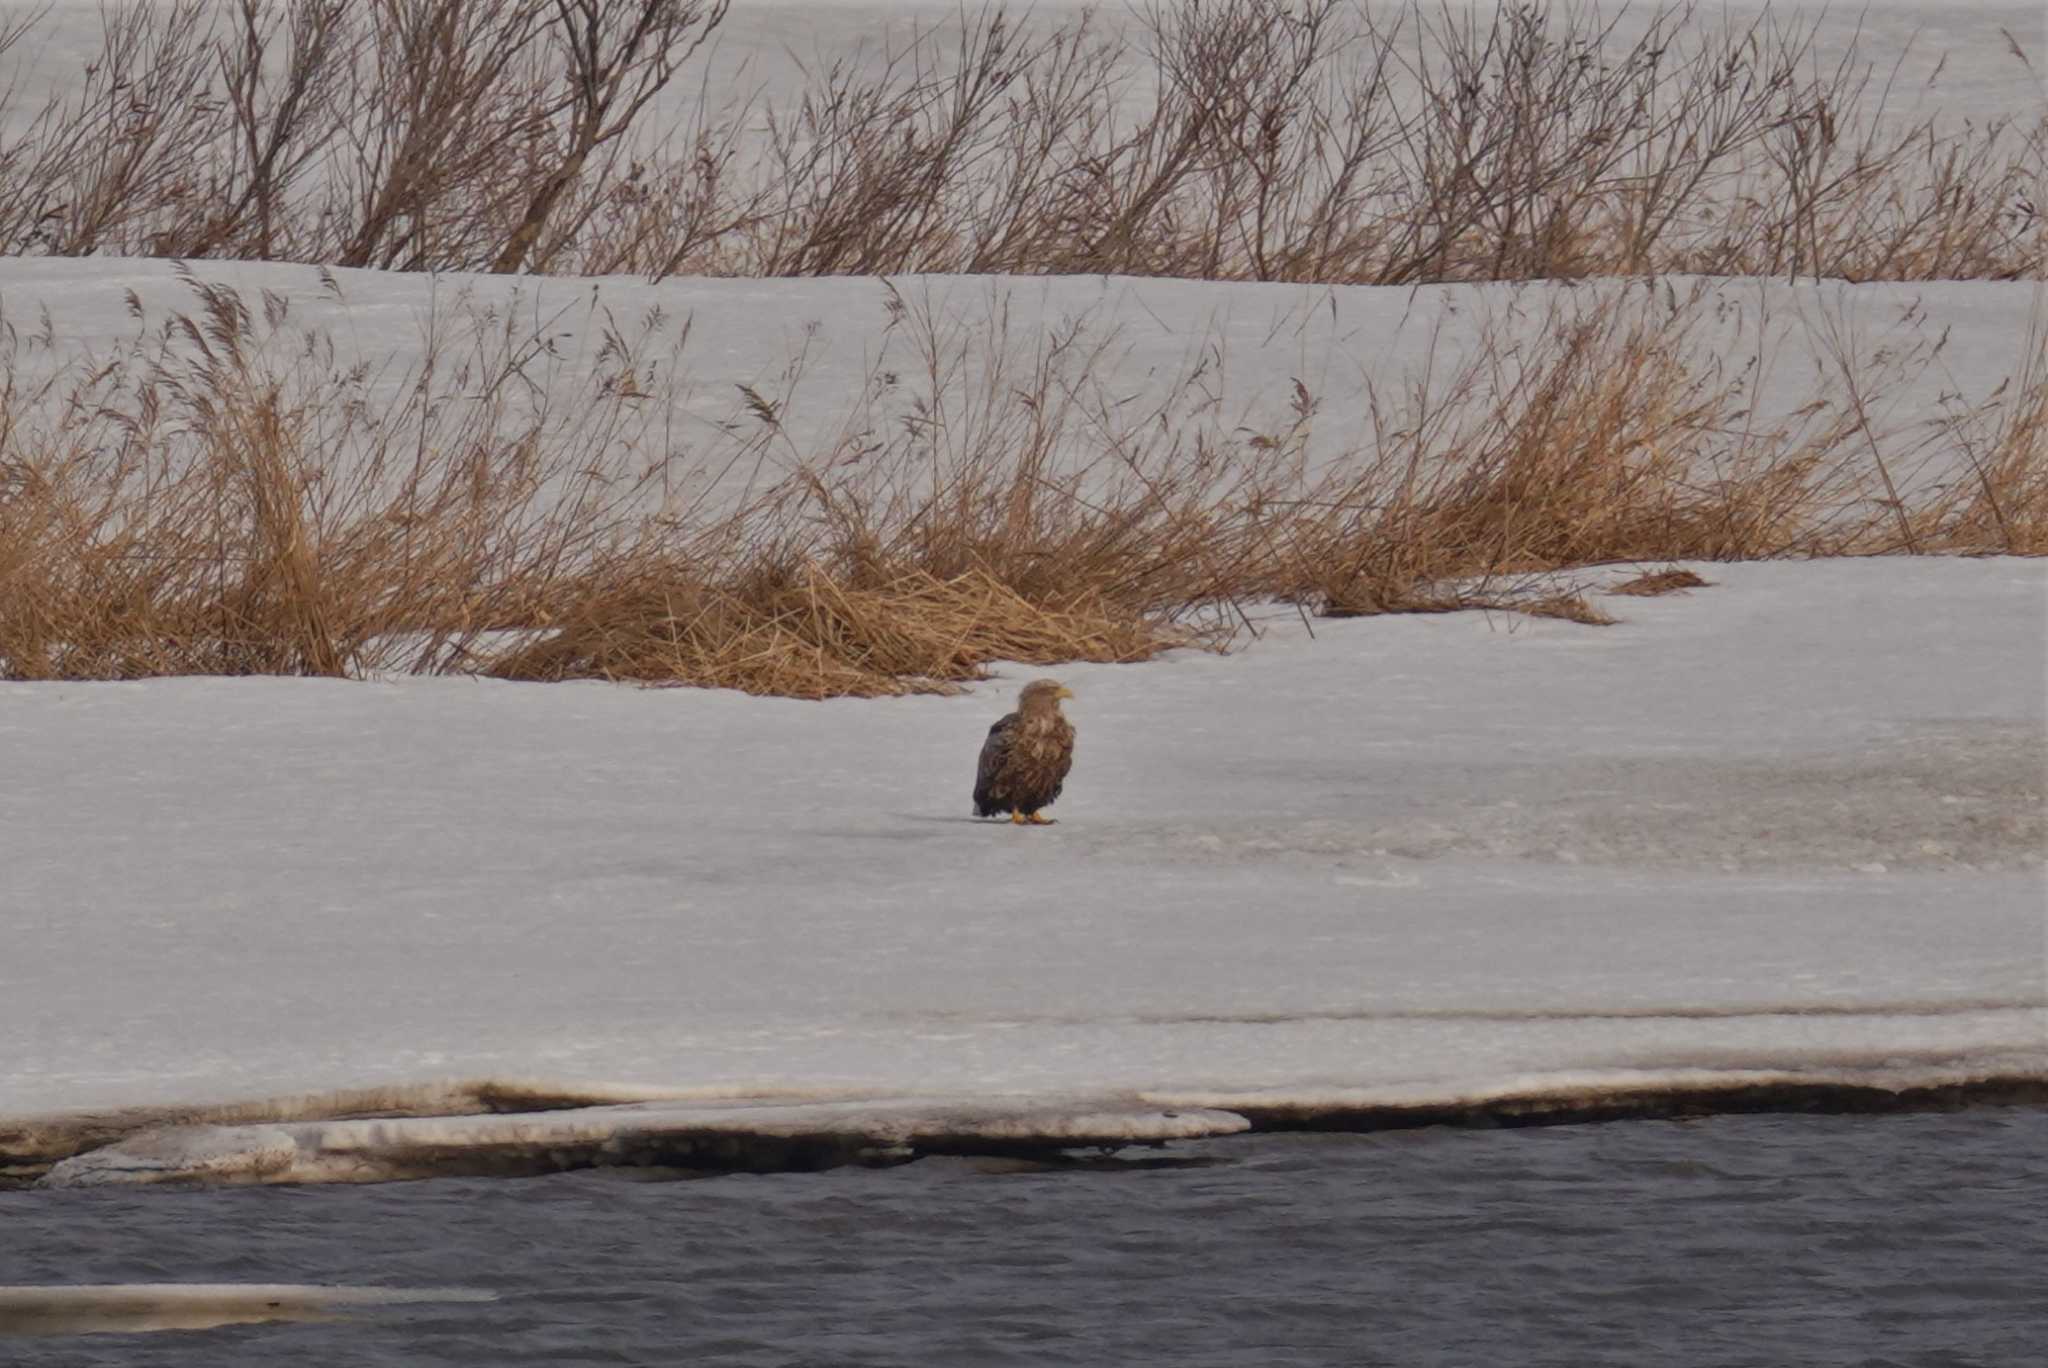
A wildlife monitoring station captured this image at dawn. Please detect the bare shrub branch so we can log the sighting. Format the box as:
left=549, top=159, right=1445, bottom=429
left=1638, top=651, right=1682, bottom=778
left=0, top=0, right=2035, bottom=280
left=491, top=0, right=731, bottom=274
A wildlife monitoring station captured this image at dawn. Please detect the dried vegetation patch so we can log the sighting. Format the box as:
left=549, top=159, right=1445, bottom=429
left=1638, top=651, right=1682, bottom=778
left=0, top=0, right=2040, bottom=693
left=1608, top=569, right=1713, bottom=597
left=488, top=567, right=1174, bottom=699
left=1, top=274, right=2040, bottom=695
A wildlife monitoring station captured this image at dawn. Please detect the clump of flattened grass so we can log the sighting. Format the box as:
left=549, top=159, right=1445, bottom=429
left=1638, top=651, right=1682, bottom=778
left=486, top=564, right=1184, bottom=697
left=1608, top=568, right=1712, bottom=596
left=1321, top=581, right=1617, bottom=626
left=1319, top=585, right=1468, bottom=618
left=1520, top=592, right=1618, bottom=625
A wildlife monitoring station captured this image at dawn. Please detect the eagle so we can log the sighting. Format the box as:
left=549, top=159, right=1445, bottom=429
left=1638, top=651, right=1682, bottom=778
left=973, top=679, right=1076, bottom=824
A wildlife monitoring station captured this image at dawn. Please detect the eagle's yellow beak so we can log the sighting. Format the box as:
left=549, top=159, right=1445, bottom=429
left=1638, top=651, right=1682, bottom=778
left=1058, top=686, right=1075, bottom=700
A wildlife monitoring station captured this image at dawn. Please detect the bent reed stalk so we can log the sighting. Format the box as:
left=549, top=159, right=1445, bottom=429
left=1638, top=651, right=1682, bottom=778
left=0, top=275, right=2040, bottom=695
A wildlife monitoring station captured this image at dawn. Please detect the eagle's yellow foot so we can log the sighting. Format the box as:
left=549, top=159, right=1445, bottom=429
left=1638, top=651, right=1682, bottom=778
left=1024, top=812, right=1057, bottom=825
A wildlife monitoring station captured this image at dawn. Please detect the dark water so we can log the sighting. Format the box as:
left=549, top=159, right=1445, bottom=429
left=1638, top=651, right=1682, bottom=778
left=4, top=1109, right=2044, bottom=1367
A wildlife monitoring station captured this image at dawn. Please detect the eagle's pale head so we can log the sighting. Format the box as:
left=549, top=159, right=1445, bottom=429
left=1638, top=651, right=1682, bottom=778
left=1018, top=678, right=1074, bottom=712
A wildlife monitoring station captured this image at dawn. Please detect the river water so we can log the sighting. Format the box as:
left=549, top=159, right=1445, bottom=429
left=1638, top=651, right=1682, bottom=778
left=3, top=1108, right=2043, bottom=1367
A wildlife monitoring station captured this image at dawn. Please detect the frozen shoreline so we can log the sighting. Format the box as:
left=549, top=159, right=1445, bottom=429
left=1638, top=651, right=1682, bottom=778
left=19, top=1064, right=2048, bottom=1190
left=7, top=556, right=2044, bottom=1187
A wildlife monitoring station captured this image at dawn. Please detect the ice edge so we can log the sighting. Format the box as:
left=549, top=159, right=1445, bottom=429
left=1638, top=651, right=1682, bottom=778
left=15, top=1058, right=2047, bottom=1190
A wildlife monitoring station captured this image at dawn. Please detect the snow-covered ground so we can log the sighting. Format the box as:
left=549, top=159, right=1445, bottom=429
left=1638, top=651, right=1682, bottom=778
left=1, top=0, right=2044, bottom=1187
left=6, top=556, right=2043, bottom=1183
left=0, top=258, right=2034, bottom=504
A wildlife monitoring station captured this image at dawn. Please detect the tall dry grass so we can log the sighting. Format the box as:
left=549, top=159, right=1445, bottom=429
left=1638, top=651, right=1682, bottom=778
left=3, top=275, right=2040, bottom=695
left=1914, top=309, right=2048, bottom=554
left=0, top=268, right=683, bottom=679
left=0, top=0, right=2038, bottom=284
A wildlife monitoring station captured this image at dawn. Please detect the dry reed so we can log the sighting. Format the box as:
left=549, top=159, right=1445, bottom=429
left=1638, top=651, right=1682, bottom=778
left=2, top=274, right=2040, bottom=695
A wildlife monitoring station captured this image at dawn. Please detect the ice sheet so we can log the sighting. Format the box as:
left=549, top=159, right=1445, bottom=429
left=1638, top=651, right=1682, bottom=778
left=0, top=0, right=2043, bottom=1184
left=5, top=559, right=2044, bottom=1183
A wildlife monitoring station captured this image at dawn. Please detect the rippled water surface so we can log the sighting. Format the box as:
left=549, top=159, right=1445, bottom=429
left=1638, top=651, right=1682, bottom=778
left=5, top=1109, right=2044, bottom=1367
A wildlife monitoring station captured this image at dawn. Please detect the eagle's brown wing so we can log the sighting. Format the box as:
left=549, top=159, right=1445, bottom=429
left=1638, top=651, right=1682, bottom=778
left=973, top=712, right=1020, bottom=816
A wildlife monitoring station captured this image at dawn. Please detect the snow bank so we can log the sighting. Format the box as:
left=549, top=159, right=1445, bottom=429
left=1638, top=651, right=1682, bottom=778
left=5, top=557, right=2043, bottom=1185
left=0, top=258, right=2032, bottom=496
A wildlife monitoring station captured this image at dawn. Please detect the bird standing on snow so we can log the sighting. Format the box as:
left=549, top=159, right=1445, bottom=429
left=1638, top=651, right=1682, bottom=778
left=973, top=679, right=1076, bottom=825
